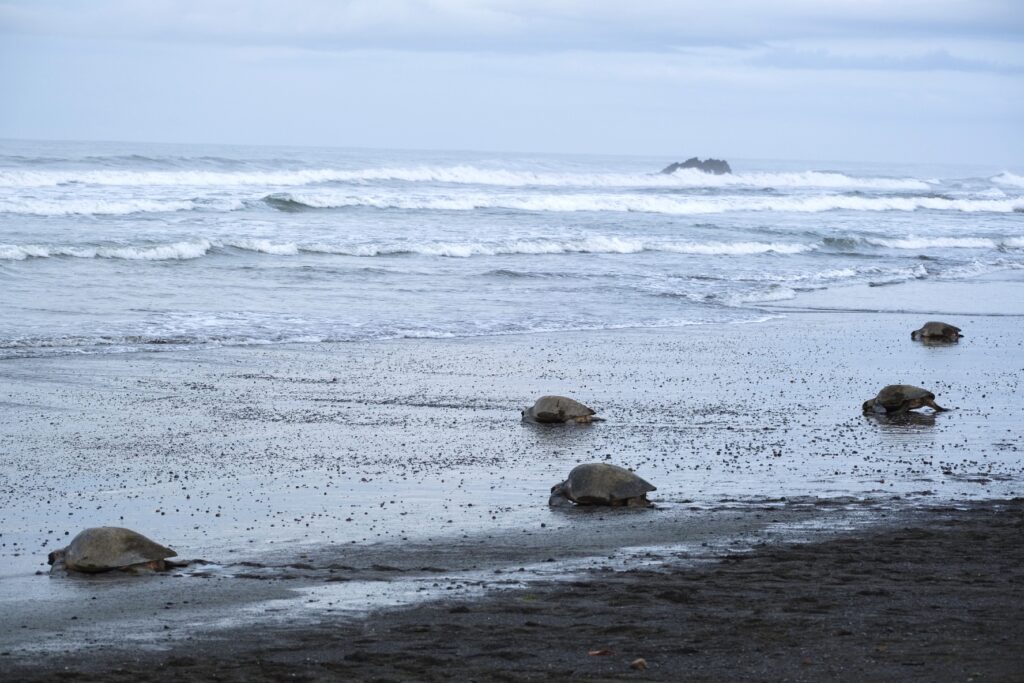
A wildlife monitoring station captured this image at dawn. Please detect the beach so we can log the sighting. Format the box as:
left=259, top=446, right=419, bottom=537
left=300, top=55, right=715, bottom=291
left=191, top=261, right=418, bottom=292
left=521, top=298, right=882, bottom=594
left=6, top=499, right=1020, bottom=682
left=2, top=273, right=1023, bottom=680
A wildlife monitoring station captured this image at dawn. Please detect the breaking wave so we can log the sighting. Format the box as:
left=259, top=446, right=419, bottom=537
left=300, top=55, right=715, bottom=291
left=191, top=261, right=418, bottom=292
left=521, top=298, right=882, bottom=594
left=225, top=239, right=300, bottom=255
left=299, top=238, right=814, bottom=258
left=7, top=229, right=1022, bottom=263
left=268, top=191, right=1024, bottom=215
left=3, top=189, right=1018, bottom=218
left=0, top=240, right=214, bottom=261
left=0, top=165, right=933, bottom=191
left=660, top=168, right=930, bottom=190
left=829, top=236, right=1024, bottom=250
left=0, top=237, right=816, bottom=261
left=866, top=236, right=999, bottom=249
left=992, top=171, right=1024, bottom=188
left=0, top=197, right=242, bottom=216
left=7, top=233, right=1022, bottom=263
left=760, top=264, right=929, bottom=283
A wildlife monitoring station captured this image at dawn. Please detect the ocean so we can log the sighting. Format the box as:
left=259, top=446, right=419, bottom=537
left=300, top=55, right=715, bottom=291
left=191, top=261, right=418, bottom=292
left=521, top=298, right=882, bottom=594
left=1, top=139, right=1021, bottom=359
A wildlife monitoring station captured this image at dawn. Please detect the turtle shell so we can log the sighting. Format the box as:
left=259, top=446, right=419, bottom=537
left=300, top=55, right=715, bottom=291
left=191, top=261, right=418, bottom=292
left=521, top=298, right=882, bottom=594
left=915, top=321, right=961, bottom=339
left=61, top=527, right=177, bottom=573
left=526, top=395, right=596, bottom=423
left=562, top=463, right=655, bottom=504
left=875, top=384, right=934, bottom=411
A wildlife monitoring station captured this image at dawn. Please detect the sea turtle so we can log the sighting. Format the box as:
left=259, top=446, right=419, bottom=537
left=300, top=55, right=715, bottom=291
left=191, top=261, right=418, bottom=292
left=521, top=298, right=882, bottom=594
left=47, top=527, right=177, bottom=574
left=862, top=385, right=949, bottom=415
left=522, top=395, right=600, bottom=424
left=911, top=321, right=962, bottom=342
left=549, top=463, right=656, bottom=507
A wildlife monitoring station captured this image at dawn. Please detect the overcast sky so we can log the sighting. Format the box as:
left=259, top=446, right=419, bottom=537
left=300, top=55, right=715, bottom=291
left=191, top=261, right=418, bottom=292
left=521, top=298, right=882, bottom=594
left=1, top=1, right=1021, bottom=163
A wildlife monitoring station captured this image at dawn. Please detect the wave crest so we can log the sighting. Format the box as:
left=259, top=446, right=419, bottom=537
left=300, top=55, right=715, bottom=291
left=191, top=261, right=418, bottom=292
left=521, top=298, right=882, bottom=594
left=4, top=233, right=1019, bottom=262
left=993, top=171, right=1024, bottom=188
left=0, top=237, right=815, bottom=261
left=268, top=191, right=1024, bottom=216
left=0, top=165, right=933, bottom=191
left=0, top=240, right=213, bottom=260
left=0, top=197, right=242, bottom=216
left=303, top=237, right=813, bottom=258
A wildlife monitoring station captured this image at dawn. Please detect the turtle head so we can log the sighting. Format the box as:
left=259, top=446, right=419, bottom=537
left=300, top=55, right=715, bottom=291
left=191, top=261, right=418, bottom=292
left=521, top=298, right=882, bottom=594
left=47, top=548, right=65, bottom=566
left=863, top=399, right=887, bottom=415
left=548, top=482, right=572, bottom=507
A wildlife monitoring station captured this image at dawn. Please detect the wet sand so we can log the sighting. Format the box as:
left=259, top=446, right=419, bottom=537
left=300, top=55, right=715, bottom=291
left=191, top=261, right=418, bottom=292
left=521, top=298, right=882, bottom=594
left=5, top=499, right=1022, bottom=682
left=1, top=274, right=1023, bottom=678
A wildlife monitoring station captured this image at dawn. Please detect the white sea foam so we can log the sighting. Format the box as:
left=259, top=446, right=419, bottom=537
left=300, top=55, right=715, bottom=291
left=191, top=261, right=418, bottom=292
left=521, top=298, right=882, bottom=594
left=934, top=259, right=1024, bottom=280
left=0, top=240, right=213, bottom=260
left=276, top=191, right=1024, bottom=215
left=6, top=232, right=1020, bottom=263
left=0, top=197, right=236, bottom=216
left=0, top=237, right=814, bottom=261
left=660, top=241, right=812, bottom=255
left=729, top=287, right=798, bottom=305
left=774, top=264, right=929, bottom=283
left=661, top=168, right=930, bottom=190
left=226, top=239, right=300, bottom=255
left=0, top=165, right=931, bottom=191
left=304, top=237, right=813, bottom=258
left=0, top=244, right=52, bottom=260
left=866, top=236, right=998, bottom=249
left=992, top=171, right=1024, bottom=188
left=83, top=241, right=214, bottom=260
left=3, top=188, right=1016, bottom=218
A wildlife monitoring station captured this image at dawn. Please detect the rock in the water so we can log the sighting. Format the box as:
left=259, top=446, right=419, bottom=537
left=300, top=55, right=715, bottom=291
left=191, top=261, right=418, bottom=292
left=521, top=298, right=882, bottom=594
left=660, top=157, right=732, bottom=175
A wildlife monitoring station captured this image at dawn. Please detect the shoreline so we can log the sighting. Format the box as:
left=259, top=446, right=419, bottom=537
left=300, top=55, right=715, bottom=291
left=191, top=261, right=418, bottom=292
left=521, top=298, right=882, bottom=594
left=3, top=266, right=1023, bottom=363
left=4, top=499, right=1022, bottom=681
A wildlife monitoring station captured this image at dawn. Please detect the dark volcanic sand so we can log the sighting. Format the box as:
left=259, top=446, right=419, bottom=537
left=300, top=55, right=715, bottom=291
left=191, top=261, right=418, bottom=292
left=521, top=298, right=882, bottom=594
left=6, top=499, right=1022, bottom=682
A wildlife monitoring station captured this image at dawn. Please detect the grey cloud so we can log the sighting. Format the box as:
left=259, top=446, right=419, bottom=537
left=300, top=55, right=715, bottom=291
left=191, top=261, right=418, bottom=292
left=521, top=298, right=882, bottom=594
left=2, top=1, right=1022, bottom=53
left=751, top=47, right=1024, bottom=74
